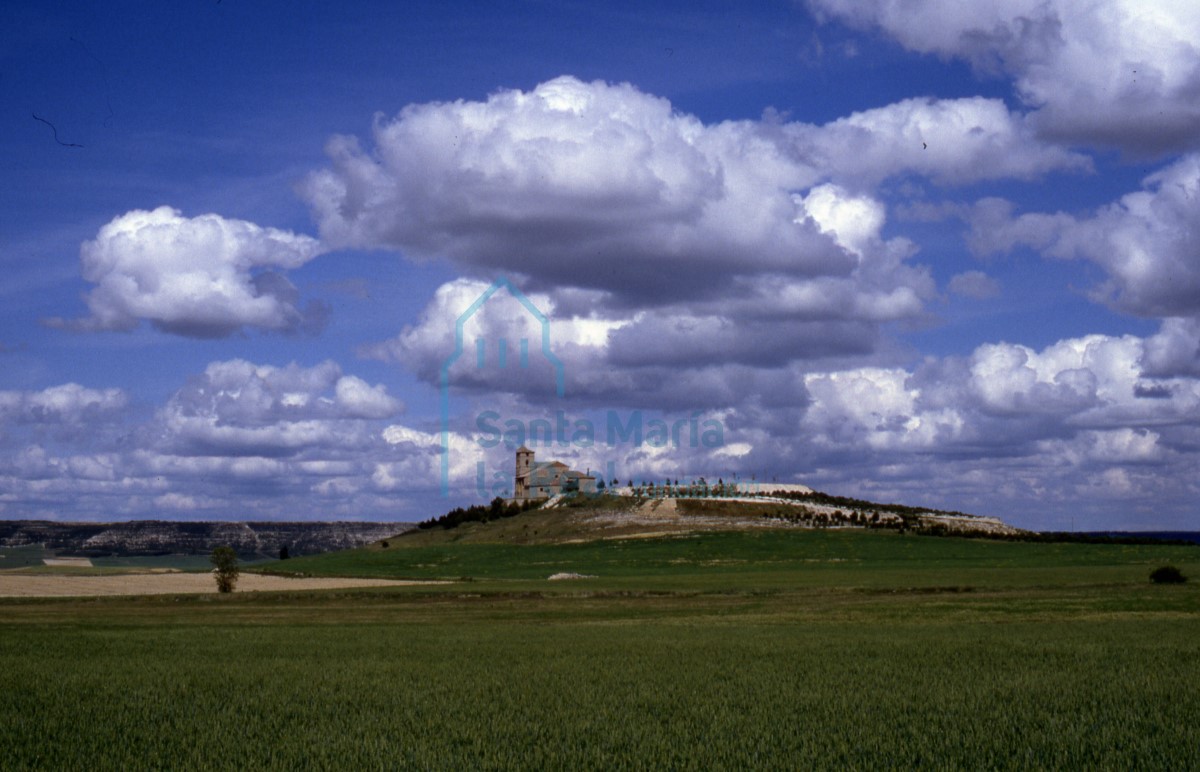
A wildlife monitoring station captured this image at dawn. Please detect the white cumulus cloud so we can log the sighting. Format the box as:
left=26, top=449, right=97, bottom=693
left=795, top=96, right=1090, bottom=185
left=0, top=383, right=127, bottom=423
left=808, top=0, right=1200, bottom=154
left=59, top=206, right=326, bottom=338
left=303, top=77, right=1074, bottom=322
left=969, top=153, right=1200, bottom=318
left=155, top=359, right=403, bottom=458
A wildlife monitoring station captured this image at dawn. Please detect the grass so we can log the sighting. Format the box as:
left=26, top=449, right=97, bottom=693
left=2, top=528, right=1198, bottom=769
left=265, top=528, right=1200, bottom=592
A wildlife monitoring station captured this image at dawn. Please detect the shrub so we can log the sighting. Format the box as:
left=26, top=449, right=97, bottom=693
left=1150, top=565, right=1187, bottom=584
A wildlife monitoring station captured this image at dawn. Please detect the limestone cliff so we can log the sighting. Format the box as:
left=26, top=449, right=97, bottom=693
left=0, top=520, right=411, bottom=559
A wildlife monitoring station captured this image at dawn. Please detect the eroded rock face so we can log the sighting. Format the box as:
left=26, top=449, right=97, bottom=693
left=0, top=521, right=412, bottom=559
left=916, top=513, right=1025, bottom=536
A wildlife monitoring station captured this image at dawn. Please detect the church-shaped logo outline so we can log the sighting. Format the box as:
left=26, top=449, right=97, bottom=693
left=439, top=275, right=565, bottom=495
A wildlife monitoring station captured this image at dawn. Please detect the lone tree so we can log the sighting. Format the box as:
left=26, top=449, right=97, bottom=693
left=210, top=546, right=240, bottom=593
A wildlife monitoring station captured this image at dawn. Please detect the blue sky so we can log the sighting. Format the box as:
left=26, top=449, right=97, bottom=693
left=3, top=0, right=1199, bottom=530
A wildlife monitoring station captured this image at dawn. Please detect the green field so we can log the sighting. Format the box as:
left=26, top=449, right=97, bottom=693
left=266, top=527, right=1200, bottom=590
left=89, top=554, right=230, bottom=571
left=2, top=529, right=1198, bottom=769
left=0, top=544, right=50, bottom=570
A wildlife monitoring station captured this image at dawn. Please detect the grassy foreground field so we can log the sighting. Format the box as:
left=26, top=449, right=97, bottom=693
left=2, top=530, right=1198, bottom=769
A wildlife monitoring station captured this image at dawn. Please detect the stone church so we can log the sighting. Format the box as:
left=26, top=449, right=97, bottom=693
left=513, top=446, right=597, bottom=500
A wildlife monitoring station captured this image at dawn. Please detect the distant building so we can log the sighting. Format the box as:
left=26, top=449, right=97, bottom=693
left=513, top=446, right=596, bottom=500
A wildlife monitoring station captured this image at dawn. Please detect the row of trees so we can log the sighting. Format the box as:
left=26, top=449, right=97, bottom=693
left=624, top=479, right=742, bottom=499
left=762, top=508, right=888, bottom=528
left=417, top=497, right=541, bottom=531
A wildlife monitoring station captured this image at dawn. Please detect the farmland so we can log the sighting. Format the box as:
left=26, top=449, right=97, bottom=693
left=2, top=527, right=1198, bottom=769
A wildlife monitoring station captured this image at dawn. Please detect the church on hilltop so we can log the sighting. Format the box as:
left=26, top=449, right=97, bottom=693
left=513, top=446, right=597, bottom=500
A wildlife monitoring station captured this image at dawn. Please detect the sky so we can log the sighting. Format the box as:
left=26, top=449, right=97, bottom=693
left=2, top=0, right=1199, bottom=530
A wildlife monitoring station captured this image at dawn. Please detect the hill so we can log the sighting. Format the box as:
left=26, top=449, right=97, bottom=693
left=400, top=488, right=1025, bottom=547
left=260, top=490, right=1052, bottom=583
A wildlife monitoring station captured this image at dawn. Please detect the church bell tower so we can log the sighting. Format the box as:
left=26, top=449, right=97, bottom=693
left=514, top=446, right=534, bottom=498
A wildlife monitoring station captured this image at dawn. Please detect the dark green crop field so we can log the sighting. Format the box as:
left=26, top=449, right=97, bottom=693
left=3, top=530, right=1198, bottom=769
left=266, top=527, right=1200, bottom=590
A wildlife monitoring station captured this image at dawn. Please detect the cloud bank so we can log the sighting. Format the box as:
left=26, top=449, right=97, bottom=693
left=309, top=77, right=1092, bottom=411
left=5, top=322, right=1200, bottom=528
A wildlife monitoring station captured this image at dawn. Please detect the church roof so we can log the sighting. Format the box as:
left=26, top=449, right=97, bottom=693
left=526, top=460, right=567, bottom=470
left=516, top=445, right=533, bottom=453
left=516, top=460, right=573, bottom=481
